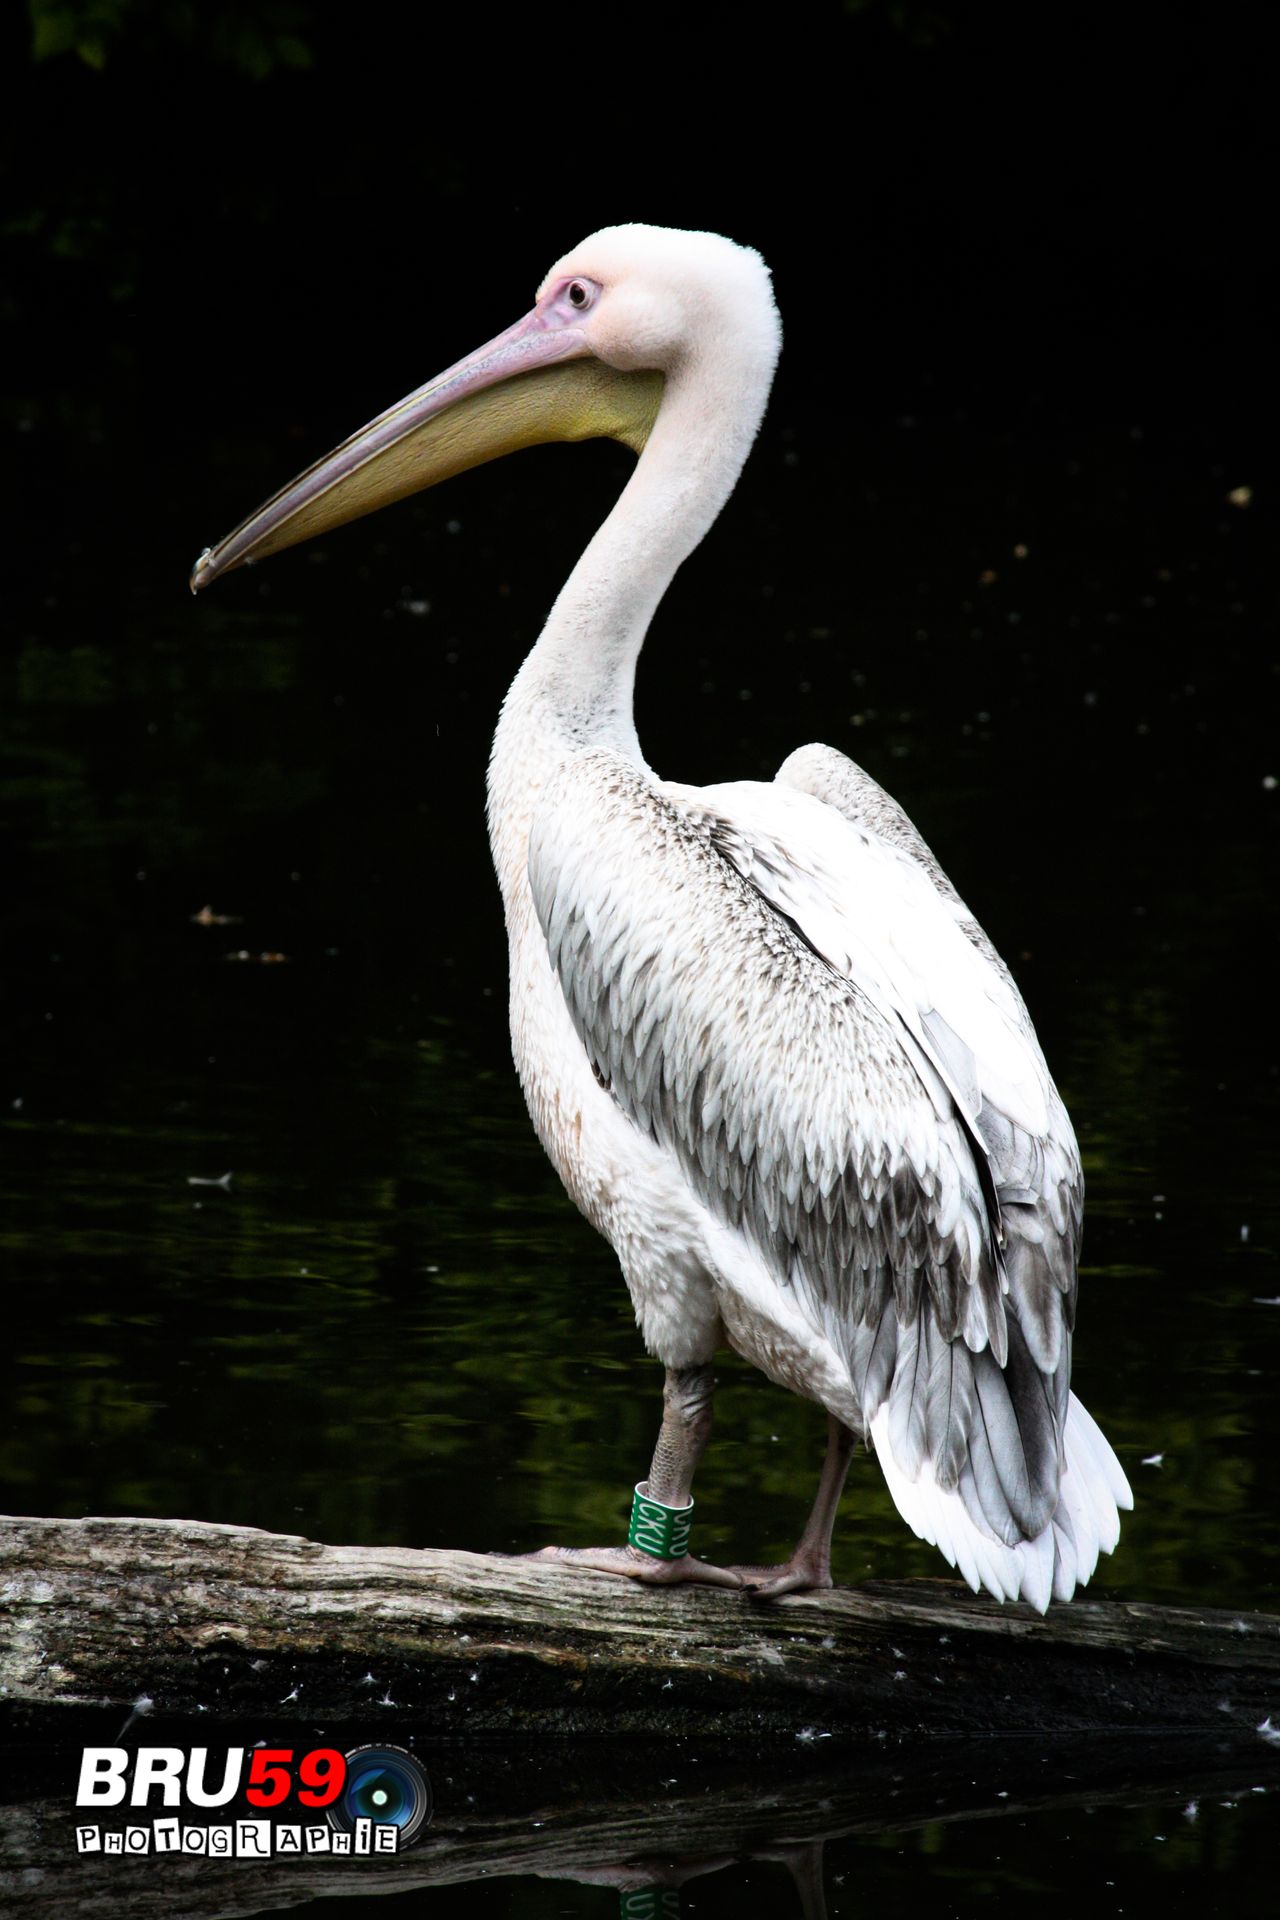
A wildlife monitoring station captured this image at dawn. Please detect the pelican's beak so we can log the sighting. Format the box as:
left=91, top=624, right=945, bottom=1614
left=190, top=309, right=662, bottom=591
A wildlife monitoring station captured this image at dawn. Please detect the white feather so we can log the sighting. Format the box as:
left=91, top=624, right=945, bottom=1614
left=870, top=1393, right=1129, bottom=1611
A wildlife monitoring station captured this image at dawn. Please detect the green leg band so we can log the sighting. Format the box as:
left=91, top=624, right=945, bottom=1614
left=619, top=1890, right=681, bottom=1918
left=628, top=1480, right=694, bottom=1560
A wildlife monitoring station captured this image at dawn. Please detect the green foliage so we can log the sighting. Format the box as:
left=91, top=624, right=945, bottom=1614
left=844, top=0, right=952, bottom=47
left=30, top=0, right=122, bottom=68
left=28, top=0, right=315, bottom=76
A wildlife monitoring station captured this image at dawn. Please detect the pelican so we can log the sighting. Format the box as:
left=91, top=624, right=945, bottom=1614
left=192, top=224, right=1132, bottom=1609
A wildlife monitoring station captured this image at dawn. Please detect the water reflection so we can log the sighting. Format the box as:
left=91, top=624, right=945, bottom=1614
left=2, top=1737, right=1273, bottom=1916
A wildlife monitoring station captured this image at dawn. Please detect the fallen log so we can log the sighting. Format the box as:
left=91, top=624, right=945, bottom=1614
left=2, top=1514, right=1278, bottom=1741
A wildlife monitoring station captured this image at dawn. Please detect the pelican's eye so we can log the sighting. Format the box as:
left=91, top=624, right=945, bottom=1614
left=567, top=280, right=592, bottom=310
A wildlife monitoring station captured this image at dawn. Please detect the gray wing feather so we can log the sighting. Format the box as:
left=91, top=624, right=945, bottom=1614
left=530, top=746, right=1071, bottom=1542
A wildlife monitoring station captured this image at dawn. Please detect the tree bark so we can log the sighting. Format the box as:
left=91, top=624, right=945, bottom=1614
left=3, top=1513, right=1278, bottom=1741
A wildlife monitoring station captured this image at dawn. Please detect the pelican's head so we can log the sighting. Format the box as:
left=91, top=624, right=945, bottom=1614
left=190, top=224, right=778, bottom=592
left=538, top=225, right=780, bottom=374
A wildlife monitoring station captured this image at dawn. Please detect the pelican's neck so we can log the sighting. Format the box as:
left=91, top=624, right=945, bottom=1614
left=520, top=350, right=772, bottom=749
left=488, top=338, right=776, bottom=899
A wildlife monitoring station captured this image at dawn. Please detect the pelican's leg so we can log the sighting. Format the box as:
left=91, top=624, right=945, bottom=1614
left=752, top=1841, right=830, bottom=1920
left=522, top=1364, right=743, bottom=1589
left=729, top=1414, right=856, bottom=1599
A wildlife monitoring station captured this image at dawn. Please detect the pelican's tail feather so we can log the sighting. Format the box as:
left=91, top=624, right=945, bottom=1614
left=869, top=1391, right=1132, bottom=1612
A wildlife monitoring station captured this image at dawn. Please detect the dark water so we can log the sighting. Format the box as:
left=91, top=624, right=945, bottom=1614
left=6, top=407, right=1277, bottom=1601
left=6, top=386, right=1279, bottom=1909
left=4, top=16, right=1279, bottom=1909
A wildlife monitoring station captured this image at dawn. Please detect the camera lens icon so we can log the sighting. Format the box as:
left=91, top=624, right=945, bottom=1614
left=328, top=1745, right=432, bottom=1846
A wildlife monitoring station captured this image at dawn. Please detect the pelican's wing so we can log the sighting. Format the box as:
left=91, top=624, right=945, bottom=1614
left=777, top=740, right=1021, bottom=999
left=527, top=746, right=1083, bottom=1574
left=771, top=738, right=1084, bottom=1356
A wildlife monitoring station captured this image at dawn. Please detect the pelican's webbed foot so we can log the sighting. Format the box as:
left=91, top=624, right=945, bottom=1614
left=521, top=1543, right=743, bottom=1589
left=724, top=1549, right=833, bottom=1599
